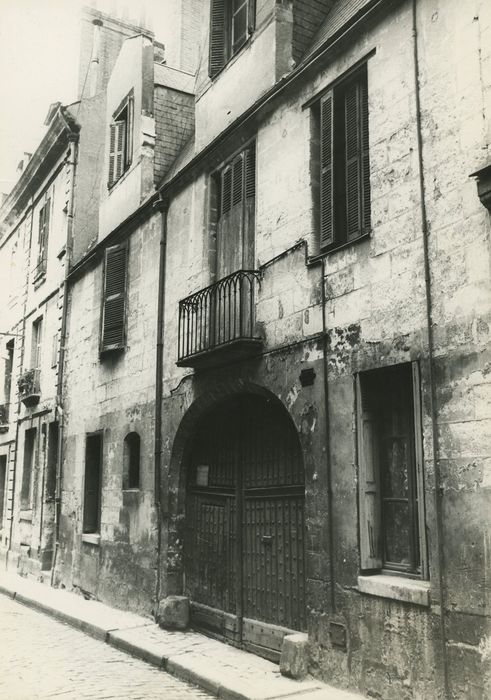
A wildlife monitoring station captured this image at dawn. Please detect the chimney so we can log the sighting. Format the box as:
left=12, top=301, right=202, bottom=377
left=88, top=18, right=103, bottom=97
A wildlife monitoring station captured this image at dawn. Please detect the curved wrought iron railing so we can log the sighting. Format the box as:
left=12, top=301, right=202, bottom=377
left=17, top=368, right=41, bottom=404
left=178, top=270, right=261, bottom=363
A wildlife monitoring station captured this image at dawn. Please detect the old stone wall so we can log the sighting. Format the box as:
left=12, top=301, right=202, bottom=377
left=56, top=213, right=161, bottom=615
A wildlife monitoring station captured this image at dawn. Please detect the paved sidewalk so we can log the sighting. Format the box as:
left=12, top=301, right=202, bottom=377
left=0, top=572, right=363, bottom=700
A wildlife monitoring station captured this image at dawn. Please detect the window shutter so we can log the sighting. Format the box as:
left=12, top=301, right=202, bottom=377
left=221, top=166, right=233, bottom=215
left=126, top=97, right=134, bottom=168
left=345, top=80, right=362, bottom=241
left=209, top=0, right=226, bottom=77
left=320, top=91, right=334, bottom=249
left=245, top=145, right=256, bottom=200
left=357, top=373, right=382, bottom=570
left=115, top=121, right=125, bottom=182
left=232, top=154, right=244, bottom=206
left=248, top=0, right=256, bottom=34
left=101, top=243, right=128, bottom=352
left=360, top=76, right=371, bottom=234
left=108, top=123, right=116, bottom=186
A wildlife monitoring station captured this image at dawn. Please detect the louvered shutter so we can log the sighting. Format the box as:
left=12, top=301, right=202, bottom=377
left=360, top=77, right=371, bottom=234
left=232, top=154, right=244, bottom=206
left=115, top=120, right=125, bottom=181
left=221, top=166, right=232, bottom=215
left=345, top=73, right=370, bottom=241
left=125, top=97, right=134, bottom=168
left=101, top=243, right=128, bottom=352
left=209, top=0, right=226, bottom=77
left=345, top=81, right=362, bottom=240
left=245, top=145, right=256, bottom=200
left=357, top=373, right=382, bottom=570
left=108, top=123, right=116, bottom=186
left=320, top=91, right=334, bottom=249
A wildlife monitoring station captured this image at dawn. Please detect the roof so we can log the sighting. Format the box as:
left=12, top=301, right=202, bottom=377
left=154, top=63, right=196, bottom=95
left=302, top=0, right=376, bottom=62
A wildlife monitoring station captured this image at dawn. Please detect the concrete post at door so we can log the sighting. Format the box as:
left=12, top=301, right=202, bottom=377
left=157, top=595, right=190, bottom=630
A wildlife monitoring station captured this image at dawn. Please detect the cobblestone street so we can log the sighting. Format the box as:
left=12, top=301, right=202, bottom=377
left=0, top=596, right=212, bottom=699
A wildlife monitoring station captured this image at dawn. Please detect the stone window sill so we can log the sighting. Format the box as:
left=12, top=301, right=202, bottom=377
left=82, top=533, right=101, bottom=546
left=357, top=574, right=430, bottom=607
left=19, top=509, right=33, bottom=522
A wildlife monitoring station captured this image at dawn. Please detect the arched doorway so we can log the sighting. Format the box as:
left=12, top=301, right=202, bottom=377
left=184, top=393, right=305, bottom=660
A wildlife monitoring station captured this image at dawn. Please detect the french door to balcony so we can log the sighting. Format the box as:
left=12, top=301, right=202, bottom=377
left=184, top=395, right=306, bottom=661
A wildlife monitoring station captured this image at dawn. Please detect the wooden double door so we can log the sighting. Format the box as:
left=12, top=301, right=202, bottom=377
left=184, top=395, right=306, bottom=660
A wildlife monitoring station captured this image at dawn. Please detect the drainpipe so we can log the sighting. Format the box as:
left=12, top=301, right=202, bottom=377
left=51, top=137, right=78, bottom=585
left=320, top=257, right=336, bottom=614
left=411, top=1, right=449, bottom=696
left=153, top=196, right=169, bottom=611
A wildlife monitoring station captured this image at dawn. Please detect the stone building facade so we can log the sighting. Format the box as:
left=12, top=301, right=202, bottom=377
left=1, top=1, right=490, bottom=698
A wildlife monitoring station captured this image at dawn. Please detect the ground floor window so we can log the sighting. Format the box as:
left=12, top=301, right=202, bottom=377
left=356, top=362, right=428, bottom=577
left=83, top=433, right=102, bottom=534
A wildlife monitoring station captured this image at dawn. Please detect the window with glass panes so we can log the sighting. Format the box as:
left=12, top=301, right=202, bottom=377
left=209, top=0, right=256, bottom=77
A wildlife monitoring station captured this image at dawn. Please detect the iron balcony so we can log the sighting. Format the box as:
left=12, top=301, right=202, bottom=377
left=177, top=269, right=262, bottom=369
left=0, top=403, right=9, bottom=432
left=18, top=368, right=41, bottom=407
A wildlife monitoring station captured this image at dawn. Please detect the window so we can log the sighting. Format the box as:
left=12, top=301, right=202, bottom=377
left=46, top=421, right=59, bottom=502
left=51, top=333, right=58, bottom=369
left=312, top=66, right=370, bottom=252
left=100, top=242, right=128, bottom=353
left=123, top=432, right=140, bottom=490
left=213, top=143, right=255, bottom=276
left=108, top=93, right=134, bottom=187
left=21, top=428, right=37, bottom=509
left=31, top=317, right=43, bottom=369
left=209, top=0, right=256, bottom=77
left=4, top=340, right=14, bottom=407
left=83, top=433, right=102, bottom=534
left=36, top=197, right=51, bottom=278
left=356, top=363, right=427, bottom=577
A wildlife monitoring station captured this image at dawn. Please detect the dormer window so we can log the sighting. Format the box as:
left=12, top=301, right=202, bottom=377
left=108, top=92, right=134, bottom=188
left=209, top=0, right=256, bottom=78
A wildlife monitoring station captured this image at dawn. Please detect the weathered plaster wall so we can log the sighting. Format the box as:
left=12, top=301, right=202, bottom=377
left=56, top=214, right=161, bottom=614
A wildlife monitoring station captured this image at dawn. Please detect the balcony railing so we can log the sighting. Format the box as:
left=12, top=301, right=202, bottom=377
left=177, top=270, right=262, bottom=368
left=18, top=369, right=41, bottom=407
left=0, top=403, right=8, bottom=432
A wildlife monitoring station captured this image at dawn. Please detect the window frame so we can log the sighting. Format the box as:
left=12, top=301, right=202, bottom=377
left=35, top=195, right=51, bottom=280
left=108, top=91, right=134, bottom=188
left=356, top=362, right=428, bottom=580
left=123, top=432, right=141, bottom=491
left=31, top=317, right=43, bottom=370
left=21, top=427, right=37, bottom=510
left=311, top=63, right=371, bottom=254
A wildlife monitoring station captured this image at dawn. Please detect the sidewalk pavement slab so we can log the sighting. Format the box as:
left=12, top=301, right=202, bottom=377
left=0, top=571, right=365, bottom=700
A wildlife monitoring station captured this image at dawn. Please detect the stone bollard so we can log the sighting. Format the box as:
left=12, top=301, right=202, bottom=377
left=157, top=595, right=190, bottom=630
left=279, top=632, right=309, bottom=680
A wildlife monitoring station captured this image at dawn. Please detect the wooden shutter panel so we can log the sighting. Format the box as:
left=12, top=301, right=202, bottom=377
left=101, top=243, right=127, bottom=351
left=345, top=80, right=362, bottom=241
left=221, top=166, right=233, bottom=215
left=209, top=0, right=226, bottom=77
left=320, top=91, right=334, bottom=249
left=245, top=145, right=256, bottom=200
left=115, top=121, right=125, bottom=181
left=125, top=97, right=134, bottom=168
left=108, top=123, right=116, bottom=186
left=360, top=76, right=371, bottom=234
left=232, top=154, right=244, bottom=206
left=357, top=373, right=382, bottom=570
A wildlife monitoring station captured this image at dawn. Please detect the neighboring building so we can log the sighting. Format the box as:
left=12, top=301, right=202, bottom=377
left=0, top=103, right=79, bottom=577
left=2, top=1, right=490, bottom=699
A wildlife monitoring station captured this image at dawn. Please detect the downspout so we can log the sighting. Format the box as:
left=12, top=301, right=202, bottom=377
left=51, top=136, right=78, bottom=585
left=411, top=2, right=449, bottom=696
left=321, top=257, right=336, bottom=613
left=153, top=196, right=168, bottom=611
